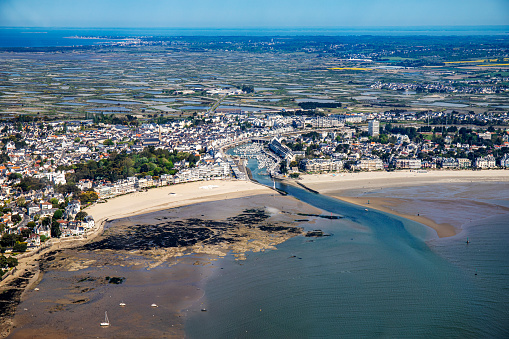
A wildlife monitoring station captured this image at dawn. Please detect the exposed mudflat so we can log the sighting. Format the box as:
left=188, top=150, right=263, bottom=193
left=6, top=194, right=323, bottom=338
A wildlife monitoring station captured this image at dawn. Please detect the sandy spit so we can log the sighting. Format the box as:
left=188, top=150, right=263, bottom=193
left=291, top=169, right=509, bottom=238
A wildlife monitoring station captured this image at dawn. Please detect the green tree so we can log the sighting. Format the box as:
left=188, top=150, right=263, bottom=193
left=280, top=162, right=288, bottom=174
left=79, top=191, right=98, bottom=204
left=75, top=211, right=88, bottom=221
left=56, top=184, right=80, bottom=195
left=53, top=209, right=64, bottom=220
left=16, top=197, right=26, bottom=207
left=241, top=85, right=254, bottom=93
left=8, top=173, right=22, bottom=180
left=41, top=217, right=51, bottom=227
left=1, top=233, right=22, bottom=247
left=11, top=214, right=22, bottom=224
left=0, top=255, right=18, bottom=267
left=0, top=152, right=10, bottom=165
left=13, top=241, right=27, bottom=253
left=21, top=229, right=31, bottom=239
left=49, top=198, right=59, bottom=208
left=51, top=220, right=61, bottom=238
left=15, top=177, right=47, bottom=192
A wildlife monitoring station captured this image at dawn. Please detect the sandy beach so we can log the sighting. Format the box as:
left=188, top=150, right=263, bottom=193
left=86, top=179, right=275, bottom=228
left=0, top=180, right=281, bottom=338
left=2, top=179, right=323, bottom=338
left=294, top=169, right=509, bottom=237
left=298, top=169, right=509, bottom=191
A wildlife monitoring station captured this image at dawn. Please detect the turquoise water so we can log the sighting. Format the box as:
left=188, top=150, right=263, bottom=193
left=186, top=156, right=509, bottom=337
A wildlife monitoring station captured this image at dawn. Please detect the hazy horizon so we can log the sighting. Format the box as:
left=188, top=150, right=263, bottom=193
left=1, top=25, right=508, bottom=29
left=1, top=0, right=508, bottom=28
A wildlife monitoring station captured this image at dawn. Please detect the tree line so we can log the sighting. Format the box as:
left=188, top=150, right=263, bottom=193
left=59, top=146, right=200, bottom=184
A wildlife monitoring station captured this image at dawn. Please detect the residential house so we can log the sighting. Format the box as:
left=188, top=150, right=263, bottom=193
left=300, top=158, right=344, bottom=173
left=354, top=157, right=384, bottom=171
left=474, top=156, right=496, bottom=169
left=393, top=158, right=422, bottom=169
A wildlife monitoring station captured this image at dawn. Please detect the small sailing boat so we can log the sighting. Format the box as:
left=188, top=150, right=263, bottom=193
left=100, top=311, right=110, bottom=327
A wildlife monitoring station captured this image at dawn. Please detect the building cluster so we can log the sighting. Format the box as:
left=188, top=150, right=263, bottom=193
left=263, top=120, right=509, bottom=174
left=371, top=80, right=509, bottom=95
left=1, top=110, right=508, bottom=253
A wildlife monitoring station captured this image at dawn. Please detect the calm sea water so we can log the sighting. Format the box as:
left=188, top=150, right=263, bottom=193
left=186, top=157, right=509, bottom=338
left=0, top=26, right=508, bottom=48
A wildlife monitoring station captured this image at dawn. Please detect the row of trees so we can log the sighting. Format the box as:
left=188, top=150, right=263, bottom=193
left=90, top=113, right=139, bottom=126
left=0, top=255, right=18, bottom=277
left=297, top=102, right=341, bottom=110
left=60, top=147, right=199, bottom=184
left=0, top=233, right=27, bottom=253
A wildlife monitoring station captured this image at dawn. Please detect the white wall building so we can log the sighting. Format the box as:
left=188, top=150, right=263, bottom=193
left=368, top=120, right=379, bottom=137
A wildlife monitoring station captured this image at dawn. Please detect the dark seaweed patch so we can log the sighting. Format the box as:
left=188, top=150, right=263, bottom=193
left=81, top=208, right=299, bottom=252
left=105, top=276, right=125, bottom=284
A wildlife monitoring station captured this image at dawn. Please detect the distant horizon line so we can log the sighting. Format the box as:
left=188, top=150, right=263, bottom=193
left=1, top=25, right=508, bottom=29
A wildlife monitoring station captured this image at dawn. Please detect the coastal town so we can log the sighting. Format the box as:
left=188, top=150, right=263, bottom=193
left=0, top=33, right=508, bottom=337
left=2, top=0, right=509, bottom=334
left=0, top=104, right=508, bottom=275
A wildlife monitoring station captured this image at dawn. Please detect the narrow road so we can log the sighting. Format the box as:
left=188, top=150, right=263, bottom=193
left=207, top=94, right=228, bottom=114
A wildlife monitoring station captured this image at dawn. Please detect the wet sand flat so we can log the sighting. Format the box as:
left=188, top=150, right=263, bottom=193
left=299, top=174, right=509, bottom=237
left=7, top=194, right=322, bottom=338
left=0, top=180, right=274, bottom=337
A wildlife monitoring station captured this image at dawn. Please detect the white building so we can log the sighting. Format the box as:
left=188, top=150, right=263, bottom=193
left=474, top=156, right=496, bottom=169
left=368, top=120, right=379, bottom=137
left=501, top=154, right=509, bottom=168
left=393, top=158, right=422, bottom=169
left=354, top=157, right=384, bottom=171
left=299, top=158, right=344, bottom=172
left=65, top=200, right=81, bottom=217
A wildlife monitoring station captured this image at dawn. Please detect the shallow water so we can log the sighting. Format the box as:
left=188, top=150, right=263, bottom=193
left=186, top=154, right=509, bottom=338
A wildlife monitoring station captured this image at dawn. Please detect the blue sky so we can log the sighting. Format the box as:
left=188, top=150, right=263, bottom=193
left=1, top=0, right=508, bottom=28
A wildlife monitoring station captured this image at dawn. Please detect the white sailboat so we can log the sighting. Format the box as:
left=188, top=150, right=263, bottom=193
left=100, top=311, right=110, bottom=326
